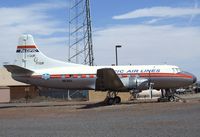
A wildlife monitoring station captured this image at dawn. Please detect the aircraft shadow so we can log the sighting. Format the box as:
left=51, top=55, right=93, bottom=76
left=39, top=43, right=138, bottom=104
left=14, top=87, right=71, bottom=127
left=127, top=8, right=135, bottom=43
left=78, top=100, right=109, bottom=109
left=0, top=103, right=87, bottom=109
left=0, top=102, right=109, bottom=110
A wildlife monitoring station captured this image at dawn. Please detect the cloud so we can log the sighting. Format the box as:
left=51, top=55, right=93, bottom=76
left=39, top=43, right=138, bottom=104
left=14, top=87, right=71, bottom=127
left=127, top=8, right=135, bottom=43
left=0, top=1, right=69, bottom=65
left=145, top=18, right=162, bottom=24
left=93, top=24, right=200, bottom=76
left=0, top=1, right=68, bottom=34
left=1, top=1, right=200, bottom=79
left=113, top=6, right=200, bottom=20
left=189, top=0, right=199, bottom=24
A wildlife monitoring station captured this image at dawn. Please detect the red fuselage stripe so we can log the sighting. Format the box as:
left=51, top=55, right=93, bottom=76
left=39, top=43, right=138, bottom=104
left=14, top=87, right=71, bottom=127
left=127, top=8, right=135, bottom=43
left=31, top=73, right=192, bottom=79
left=81, top=74, right=87, bottom=78
left=17, top=45, right=37, bottom=49
left=50, top=74, right=62, bottom=78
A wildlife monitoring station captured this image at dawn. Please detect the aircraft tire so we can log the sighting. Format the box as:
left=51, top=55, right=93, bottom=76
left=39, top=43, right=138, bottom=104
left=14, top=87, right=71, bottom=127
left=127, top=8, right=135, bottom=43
left=114, top=96, right=121, bottom=104
left=107, top=98, right=114, bottom=105
left=168, top=96, right=175, bottom=102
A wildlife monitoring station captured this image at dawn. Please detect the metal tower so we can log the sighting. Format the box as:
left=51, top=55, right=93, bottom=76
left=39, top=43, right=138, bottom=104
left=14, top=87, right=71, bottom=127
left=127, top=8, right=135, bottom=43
left=68, top=0, right=94, bottom=66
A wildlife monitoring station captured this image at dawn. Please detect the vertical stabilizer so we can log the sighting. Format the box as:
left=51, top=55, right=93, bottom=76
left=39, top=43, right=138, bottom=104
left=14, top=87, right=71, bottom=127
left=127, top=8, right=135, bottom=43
left=14, top=34, right=81, bottom=70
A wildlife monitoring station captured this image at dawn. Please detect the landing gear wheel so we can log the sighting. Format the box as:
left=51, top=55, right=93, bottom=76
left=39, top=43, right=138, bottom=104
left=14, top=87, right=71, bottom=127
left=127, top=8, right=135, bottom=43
left=107, top=98, right=114, bottom=105
left=114, top=96, right=121, bottom=104
left=168, top=96, right=175, bottom=102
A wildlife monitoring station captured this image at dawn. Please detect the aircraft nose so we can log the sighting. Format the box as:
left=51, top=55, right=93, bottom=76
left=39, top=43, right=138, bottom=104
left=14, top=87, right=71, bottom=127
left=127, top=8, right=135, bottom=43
left=193, top=75, right=197, bottom=83
left=181, top=71, right=197, bottom=84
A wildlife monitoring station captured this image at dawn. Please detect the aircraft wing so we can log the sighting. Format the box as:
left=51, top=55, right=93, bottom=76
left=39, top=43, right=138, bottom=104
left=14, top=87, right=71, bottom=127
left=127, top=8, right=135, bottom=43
left=95, top=68, right=128, bottom=92
left=4, top=65, right=34, bottom=75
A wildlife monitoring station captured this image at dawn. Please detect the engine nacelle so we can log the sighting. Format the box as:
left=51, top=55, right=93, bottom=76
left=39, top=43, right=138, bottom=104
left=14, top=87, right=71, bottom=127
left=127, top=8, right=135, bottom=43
left=121, top=76, right=149, bottom=90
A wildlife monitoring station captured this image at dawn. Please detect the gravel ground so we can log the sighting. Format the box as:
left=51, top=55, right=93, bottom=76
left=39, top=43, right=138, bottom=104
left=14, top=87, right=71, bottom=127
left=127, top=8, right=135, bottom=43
left=0, top=100, right=200, bottom=137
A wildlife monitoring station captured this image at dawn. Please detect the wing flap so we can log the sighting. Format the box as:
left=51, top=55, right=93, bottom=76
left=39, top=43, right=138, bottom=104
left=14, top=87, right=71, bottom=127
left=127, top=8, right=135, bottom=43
left=95, top=68, right=127, bottom=91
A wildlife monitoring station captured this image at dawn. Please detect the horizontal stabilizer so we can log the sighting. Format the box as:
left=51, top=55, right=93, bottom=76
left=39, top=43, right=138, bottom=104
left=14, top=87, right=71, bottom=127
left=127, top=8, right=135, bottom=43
left=95, top=68, right=127, bottom=91
left=4, top=65, right=34, bottom=74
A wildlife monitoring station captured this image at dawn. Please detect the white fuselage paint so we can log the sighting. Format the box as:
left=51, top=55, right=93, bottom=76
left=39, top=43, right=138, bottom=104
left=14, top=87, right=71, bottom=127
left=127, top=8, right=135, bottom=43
left=13, top=65, right=194, bottom=91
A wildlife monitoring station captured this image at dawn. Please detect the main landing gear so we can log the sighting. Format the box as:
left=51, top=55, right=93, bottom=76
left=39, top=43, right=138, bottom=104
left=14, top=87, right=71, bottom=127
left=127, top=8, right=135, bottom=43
left=158, top=89, right=175, bottom=102
left=106, top=91, right=121, bottom=105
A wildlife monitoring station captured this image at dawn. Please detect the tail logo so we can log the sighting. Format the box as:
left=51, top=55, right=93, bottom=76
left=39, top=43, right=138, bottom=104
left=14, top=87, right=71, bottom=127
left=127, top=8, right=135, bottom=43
left=16, top=45, right=39, bottom=53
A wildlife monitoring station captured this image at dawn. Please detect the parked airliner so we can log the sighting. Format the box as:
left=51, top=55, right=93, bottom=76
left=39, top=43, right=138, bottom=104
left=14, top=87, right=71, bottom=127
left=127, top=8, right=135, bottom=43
left=4, top=34, right=197, bottom=104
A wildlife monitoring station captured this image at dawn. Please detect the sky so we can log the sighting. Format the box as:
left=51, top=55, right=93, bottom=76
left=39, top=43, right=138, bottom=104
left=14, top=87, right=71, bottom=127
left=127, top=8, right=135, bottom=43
left=0, top=0, right=200, bottom=78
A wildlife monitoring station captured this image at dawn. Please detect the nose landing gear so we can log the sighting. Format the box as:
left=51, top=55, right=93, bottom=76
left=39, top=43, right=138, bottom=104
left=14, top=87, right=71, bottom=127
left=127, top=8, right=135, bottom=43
left=158, top=89, right=176, bottom=102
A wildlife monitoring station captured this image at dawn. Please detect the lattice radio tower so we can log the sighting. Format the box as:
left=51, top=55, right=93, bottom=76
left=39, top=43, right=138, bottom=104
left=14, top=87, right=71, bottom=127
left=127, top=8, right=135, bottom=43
left=68, top=0, right=94, bottom=66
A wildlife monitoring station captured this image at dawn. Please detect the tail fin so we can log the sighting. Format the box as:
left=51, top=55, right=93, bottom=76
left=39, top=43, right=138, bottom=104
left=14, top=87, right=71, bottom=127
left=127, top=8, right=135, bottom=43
left=14, top=34, right=80, bottom=70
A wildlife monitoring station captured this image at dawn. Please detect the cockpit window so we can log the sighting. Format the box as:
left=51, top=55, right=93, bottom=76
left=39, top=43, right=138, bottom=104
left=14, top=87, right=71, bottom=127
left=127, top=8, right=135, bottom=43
left=172, top=68, right=181, bottom=73
left=176, top=68, right=181, bottom=72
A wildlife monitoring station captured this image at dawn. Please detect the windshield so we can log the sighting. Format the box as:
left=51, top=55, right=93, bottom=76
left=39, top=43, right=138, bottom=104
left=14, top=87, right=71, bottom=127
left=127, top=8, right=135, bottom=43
left=172, top=68, right=181, bottom=73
